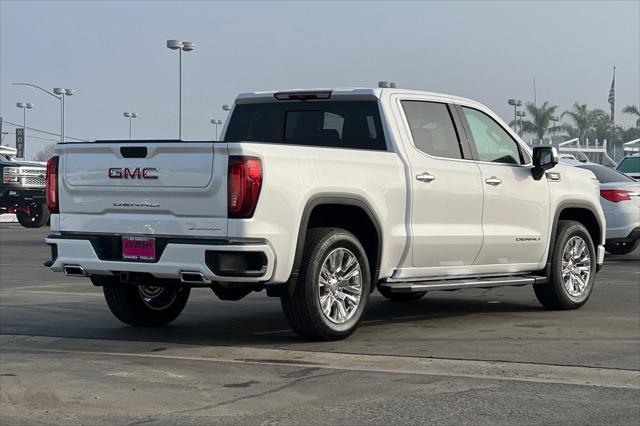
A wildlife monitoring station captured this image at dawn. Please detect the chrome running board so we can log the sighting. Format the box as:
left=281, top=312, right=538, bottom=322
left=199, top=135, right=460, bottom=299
left=378, top=275, right=547, bottom=293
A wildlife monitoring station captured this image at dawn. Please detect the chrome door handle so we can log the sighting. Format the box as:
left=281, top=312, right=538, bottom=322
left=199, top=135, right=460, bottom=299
left=416, top=172, right=435, bottom=182
left=485, top=176, right=502, bottom=185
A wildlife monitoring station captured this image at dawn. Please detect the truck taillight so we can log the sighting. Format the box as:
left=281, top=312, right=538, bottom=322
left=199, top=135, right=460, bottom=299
left=600, top=189, right=631, bottom=203
left=228, top=156, right=262, bottom=218
left=46, top=156, right=59, bottom=213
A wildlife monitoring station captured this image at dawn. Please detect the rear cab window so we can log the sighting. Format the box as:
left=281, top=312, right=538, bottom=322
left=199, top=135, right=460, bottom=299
left=224, top=100, right=387, bottom=151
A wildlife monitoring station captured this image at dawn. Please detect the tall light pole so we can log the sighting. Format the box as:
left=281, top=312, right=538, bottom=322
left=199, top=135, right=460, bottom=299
left=13, top=83, right=74, bottom=142
left=53, top=88, right=75, bottom=142
left=16, top=102, right=33, bottom=159
left=166, top=39, right=196, bottom=140
left=124, top=112, right=138, bottom=140
left=507, top=99, right=522, bottom=132
left=16, top=102, right=33, bottom=130
left=210, top=119, right=222, bottom=140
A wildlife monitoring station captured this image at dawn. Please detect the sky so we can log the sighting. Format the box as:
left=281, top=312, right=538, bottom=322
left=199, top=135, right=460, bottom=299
left=1, top=0, right=639, bottom=158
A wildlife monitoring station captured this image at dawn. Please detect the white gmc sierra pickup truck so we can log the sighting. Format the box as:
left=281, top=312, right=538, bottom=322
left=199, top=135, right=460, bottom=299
left=45, top=87, right=606, bottom=340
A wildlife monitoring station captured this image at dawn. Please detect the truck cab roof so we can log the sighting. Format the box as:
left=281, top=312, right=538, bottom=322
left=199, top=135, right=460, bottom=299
left=235, top=87, right=484, bottom=108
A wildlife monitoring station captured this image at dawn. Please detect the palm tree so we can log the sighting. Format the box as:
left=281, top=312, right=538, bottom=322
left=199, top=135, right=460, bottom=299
left=587, top=112, right=615, bottom=141
left=622, top=105, right=640, bottom=127
left=517, top=102, right=558, bottom=141
left=561, top=103, right=606, bottom=142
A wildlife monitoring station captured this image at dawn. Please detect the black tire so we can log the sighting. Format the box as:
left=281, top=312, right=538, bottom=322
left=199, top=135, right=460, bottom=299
left=16, top=202, right=50, bottom=228
left=100, top=278, right=190, bottom=326
left=377, top=285, right=427, bottom=302
left=281, top=227, right=371, bottom=341
left=534, top=220, right=596, bottom=310
left=605, top=240, right=639, bottom=255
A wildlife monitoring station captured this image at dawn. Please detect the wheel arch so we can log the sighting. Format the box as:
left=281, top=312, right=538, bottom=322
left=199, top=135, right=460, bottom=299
left=282, top=194, right=383, bottom=297
left=545, top=201, right=603, bottom=275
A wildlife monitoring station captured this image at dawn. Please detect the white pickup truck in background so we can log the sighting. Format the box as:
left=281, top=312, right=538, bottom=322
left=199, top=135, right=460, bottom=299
left=45, top=87, right=606, bottom=340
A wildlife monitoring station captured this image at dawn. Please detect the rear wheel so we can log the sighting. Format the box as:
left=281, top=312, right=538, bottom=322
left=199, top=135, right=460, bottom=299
left=605, top=240, right=639, bottom=255
left=281, top=228, right=371, bottom=341
left=100, top=279, right=190, bottom=326
left=16, top=202, right=49, bottom=228
left=534, top=220, right=596, bottom=310
left=377, top=285, right=427, bottom=302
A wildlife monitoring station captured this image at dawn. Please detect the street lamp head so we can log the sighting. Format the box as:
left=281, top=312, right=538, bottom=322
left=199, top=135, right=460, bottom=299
left=181, top=41, right=196, bottom=52
left=222, top=104, right=232, bottom=111
left=25, top=103, right=34, bottom=109
left=53, top=87, right=65, bottom=95
left=16, top=102, right=26, bottom=108
left=131, top=112, right=138, bottom=118
left=64, top=89, right=75, bottom=96
left=516, top=100, right=522, bottom=107
left=516, top=111, right=526, bottom=117
left=508, top=99, right=516, bottom=106
left=217, top=120, right=223, bottom=125
left=124, top=112, right=132, bottom=118
left=167, top=39, right=183, bottom=50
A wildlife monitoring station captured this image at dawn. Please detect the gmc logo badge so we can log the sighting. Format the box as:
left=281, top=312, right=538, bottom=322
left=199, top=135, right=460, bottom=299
left=108, top=167, right=158, bottom=179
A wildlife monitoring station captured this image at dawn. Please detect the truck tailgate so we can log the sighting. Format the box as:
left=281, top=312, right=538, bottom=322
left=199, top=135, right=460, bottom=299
left=57, top=142, right=229, bottom=237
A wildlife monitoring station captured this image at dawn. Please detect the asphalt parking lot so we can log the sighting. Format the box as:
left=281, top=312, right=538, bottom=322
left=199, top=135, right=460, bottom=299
left=1, top=224, right=639, bottom=425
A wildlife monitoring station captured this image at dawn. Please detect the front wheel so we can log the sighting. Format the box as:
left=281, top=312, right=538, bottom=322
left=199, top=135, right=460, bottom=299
left=534, top=220, right=596, bottom=310
left=16, top=202, right=50, bottom=228
left=281, top=228, right=371, bottom=341
left=101, top=280, right=190, bottom=326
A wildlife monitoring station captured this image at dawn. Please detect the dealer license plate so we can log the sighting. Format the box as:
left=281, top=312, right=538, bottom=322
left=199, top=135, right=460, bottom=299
left=122, top=236, right=155, bottom=261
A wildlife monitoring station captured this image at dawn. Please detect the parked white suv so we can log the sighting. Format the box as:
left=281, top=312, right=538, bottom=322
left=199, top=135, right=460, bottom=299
left=45, top=87, right=606, bottom=340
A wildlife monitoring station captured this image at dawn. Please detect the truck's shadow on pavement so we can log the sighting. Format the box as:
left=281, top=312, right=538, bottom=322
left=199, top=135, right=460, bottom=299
left=2, top=293, right=544, bottom=347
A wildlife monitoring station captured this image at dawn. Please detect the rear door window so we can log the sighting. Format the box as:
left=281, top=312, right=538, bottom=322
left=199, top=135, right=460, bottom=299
left=401, top=101, right=463, bottom=159
left=225, top=101, right=387, bottom=151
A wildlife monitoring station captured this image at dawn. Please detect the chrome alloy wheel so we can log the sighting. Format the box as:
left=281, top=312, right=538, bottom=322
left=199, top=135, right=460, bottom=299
left=561, top=236, right=592, bottom=298
left=318, top=248, right=363, bottom=324
left=138, top=285, right=178, bottom=310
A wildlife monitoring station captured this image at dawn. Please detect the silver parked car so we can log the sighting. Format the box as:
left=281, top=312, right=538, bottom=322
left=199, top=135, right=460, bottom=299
left=576, top=163, right=640, bottom=255
left=617, top=153, right=640, bottom=181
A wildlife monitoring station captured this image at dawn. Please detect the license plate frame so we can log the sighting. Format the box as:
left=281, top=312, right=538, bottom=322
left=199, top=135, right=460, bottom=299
left=122, top=236, right=156, bottom=261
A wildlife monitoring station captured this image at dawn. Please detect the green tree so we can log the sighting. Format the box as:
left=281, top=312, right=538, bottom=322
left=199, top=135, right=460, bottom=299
left=622, top=105, right=640, bottom=127
left=517, top=102, right=558, bottom=140
left=561, top=103, right=606, bottom=141
left=586, top=112, right=615, bottom=141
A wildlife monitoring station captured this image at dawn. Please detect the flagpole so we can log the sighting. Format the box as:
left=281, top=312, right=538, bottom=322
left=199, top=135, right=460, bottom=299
left=612, top=66, right=615, bottom=125
left=609, top=66, right=616, bottom=160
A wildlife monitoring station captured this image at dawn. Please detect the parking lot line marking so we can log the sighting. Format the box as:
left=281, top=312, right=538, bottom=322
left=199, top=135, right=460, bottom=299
left=2, top=334, right=638, bottom=390
left=0, top=290, right=101, bottom=297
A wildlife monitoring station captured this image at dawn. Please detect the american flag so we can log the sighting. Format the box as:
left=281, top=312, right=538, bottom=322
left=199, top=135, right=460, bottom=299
left=608, top=67, right=615, bottom=122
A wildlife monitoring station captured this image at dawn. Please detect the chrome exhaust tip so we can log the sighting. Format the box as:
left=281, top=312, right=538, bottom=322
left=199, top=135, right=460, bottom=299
left=64, top=265, right=88, bottom=277
left=180, top=271, right=208, bottom=284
